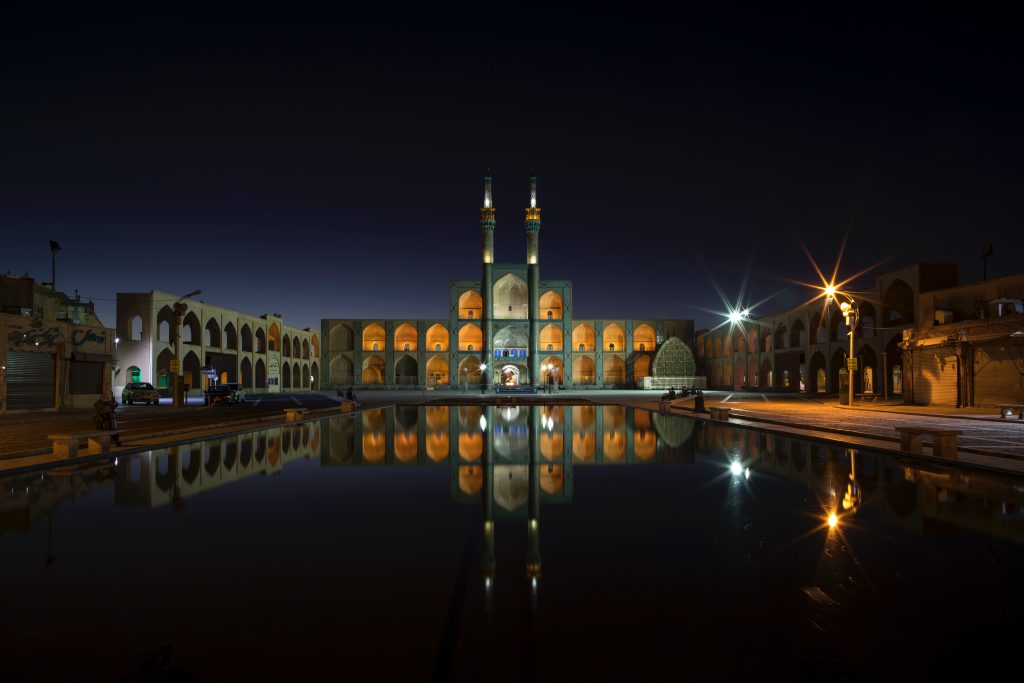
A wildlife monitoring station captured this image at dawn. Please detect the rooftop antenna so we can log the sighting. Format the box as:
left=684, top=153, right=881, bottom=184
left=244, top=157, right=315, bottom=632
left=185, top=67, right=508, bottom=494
left=981, top=243, right=993, bottom=281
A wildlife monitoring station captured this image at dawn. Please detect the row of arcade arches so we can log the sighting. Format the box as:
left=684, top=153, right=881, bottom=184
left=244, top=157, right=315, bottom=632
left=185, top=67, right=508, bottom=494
left=353, top=322, right=658, bottom=353
left=132, top=308, right=318, bottom=357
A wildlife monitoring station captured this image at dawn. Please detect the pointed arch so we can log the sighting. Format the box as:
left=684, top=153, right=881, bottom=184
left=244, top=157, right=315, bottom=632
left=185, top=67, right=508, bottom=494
left=329, top=355, right=354, bottom=385
left=156, top=306, right=173, bottom=342
left=224, top=322, right=237, bottom=350
left=572, top=323, right=595, bottom=352
left=268, top=322, right=280, bottom=352
left=633, top=324, right=656, bottom=352
left=181, top=312, right=200, bottom=345
left=426, top=355, right=449, bottom=385
left=293, top=336, right=301, bottom=359
left=155, top=348, right=173, bottom=390
left=603, top=323, right=625, bottom=352
left=634, top=353, right=652, bottom=384
left=282, top=362, right=292, bottom=389
left=362, top=355, right=385, bottom=384
left=182, top=350, right=201, bottom=392
left=293, top=362, right=301, bottom=390
left=203, top=318, right=220, bottom=348
left=329, top=323, right=354, bottom=352
left=129, top=314, right=143, bottom=341
left=255, top=327, right=267, bottom=354
left=539, top=324, right=563, bottom=351
left=395, top=323, right=418, bottom=352
left=283, top=335, right=292, bottom=357
left=240, top=357, right=253, bottom=389
left=362, top=323, right=385, bottom=351
left=302, top=338, right=310, bottom=359
left=426, top=323, right=449, bottom=351
left=540, top=355, right=563, bottom=383
left=883, top=279, right=914, bottom=325
left=458, top=323, right=482, bottom=351
left=302, top=362, right=310, bottom=389
left=310, top=333, right=320, bottom=358
left=539, top=290, right=563, bottom=320
left=458, top=290, right=482, bottom=320
left=395, top=354, right=418, bottom=385
left=604, top=356, right=626, bottom=386
left=573, top=355, right=596, bottom=385
left=790, top=318, right=806, bottom=348
left=240, top=323, right=253, bottom=352
left=457, top=356, right=484, bottom=384
left=255, top=358, right=266, bottom=388
left=493, top=273, right=528, bottom=319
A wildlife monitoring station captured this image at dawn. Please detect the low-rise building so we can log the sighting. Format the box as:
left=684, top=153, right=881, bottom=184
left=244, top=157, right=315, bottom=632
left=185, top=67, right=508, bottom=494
left=1, top=275, right=113, bottom=412
left=906, top=272, right=1024, bottom=406
left=115, top=292, right=320, bottom=398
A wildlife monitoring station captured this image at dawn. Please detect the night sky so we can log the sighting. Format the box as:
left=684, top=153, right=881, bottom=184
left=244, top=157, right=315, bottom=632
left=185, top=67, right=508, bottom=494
left=3, top=8, right=1021, bottom=331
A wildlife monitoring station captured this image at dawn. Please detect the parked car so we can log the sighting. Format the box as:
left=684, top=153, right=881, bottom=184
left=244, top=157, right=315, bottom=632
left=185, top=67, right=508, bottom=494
left=205, top=382, right=245, bottom=404
left=122, top=381, right=160, bottom=405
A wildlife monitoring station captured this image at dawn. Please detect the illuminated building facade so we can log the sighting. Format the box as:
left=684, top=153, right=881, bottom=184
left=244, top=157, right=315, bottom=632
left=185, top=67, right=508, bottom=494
left=115, top=292, right=320, bottom=398
left=697, top=263, right=959, bottom=398
left=322, top=176, right=697, bottom=389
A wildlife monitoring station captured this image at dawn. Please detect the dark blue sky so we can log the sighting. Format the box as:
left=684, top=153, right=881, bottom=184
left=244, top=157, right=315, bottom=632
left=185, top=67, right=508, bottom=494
left=3, top=7, right=1021, bottom=330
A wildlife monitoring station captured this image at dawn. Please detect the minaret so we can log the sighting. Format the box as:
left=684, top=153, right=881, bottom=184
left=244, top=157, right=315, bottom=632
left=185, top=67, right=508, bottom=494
left=526, top=174, right=541, bottom=386
left=481, top=174, right=495, bottom=387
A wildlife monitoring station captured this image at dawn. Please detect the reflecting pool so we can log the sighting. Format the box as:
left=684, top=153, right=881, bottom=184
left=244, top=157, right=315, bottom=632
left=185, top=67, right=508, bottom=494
left=1, top=404, right=1022, bottom=681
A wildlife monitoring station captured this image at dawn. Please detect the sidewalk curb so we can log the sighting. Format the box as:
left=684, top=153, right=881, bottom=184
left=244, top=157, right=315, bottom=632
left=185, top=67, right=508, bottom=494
left=657, top=402, right=1024, bottom=467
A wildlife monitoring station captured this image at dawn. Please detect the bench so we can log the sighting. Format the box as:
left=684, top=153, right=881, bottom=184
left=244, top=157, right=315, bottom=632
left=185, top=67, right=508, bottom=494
left=708, top=406, right=731, bottom=421
left=895, top=427, right=962, bottom=459
left=997, top=404, right=1024, bottom=420
left=855, top=393, right=878, bottom=402
left=47, top=431, right=119, bottom=459
left=284, top=408, right=309, bottom=423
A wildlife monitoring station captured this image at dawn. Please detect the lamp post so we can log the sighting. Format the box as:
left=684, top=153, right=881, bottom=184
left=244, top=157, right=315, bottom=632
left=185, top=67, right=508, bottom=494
left=826, top=290, right=859, bottom=407
left=480, top=362, right=487, bottom=395
left=172, top=290, right=202, bottom=408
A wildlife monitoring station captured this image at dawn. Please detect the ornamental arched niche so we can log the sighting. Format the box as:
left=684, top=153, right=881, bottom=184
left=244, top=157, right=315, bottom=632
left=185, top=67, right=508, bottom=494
left=458, top=290, right=482, bottom=320
left=426, top=323, right=449, bottom=351
left=493, top=273, right=528, bottom=320
left=652, top=337, right=696, bottom=377
left=329, top=323, right=354, bottom=352
left=362, top=323, right=386, bottom=351
left=539, top=290, right=563, bottom=320
left=633, top=324, right=656, bottom=352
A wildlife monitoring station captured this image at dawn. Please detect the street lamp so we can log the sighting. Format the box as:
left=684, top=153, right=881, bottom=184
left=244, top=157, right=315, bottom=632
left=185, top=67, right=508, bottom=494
left=172, top=290, right=202, bottom=408
left=480, top=362, right=487, bottom=394
left=826, top=292, right=859, bottom=407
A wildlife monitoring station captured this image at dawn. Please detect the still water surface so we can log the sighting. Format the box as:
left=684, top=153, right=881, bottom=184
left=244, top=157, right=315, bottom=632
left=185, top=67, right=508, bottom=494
left=1, top=404, right=1022, bottom=681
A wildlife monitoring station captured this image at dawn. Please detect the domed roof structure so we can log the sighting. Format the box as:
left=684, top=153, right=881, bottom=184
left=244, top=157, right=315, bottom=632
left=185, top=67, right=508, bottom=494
left=494, top=325, right=530, bottom=348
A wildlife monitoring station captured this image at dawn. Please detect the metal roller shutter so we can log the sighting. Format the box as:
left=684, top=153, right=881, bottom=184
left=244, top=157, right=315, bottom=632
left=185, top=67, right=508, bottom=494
left=69, top=360, right=103, bottom=395
left=6, top=350, right=55, bottom=410
left=913, top=348, right=958, bottom=406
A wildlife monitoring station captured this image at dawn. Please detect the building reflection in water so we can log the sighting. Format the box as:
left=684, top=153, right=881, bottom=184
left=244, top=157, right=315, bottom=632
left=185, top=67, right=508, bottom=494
left=1, top=405, right=1022, bottom=594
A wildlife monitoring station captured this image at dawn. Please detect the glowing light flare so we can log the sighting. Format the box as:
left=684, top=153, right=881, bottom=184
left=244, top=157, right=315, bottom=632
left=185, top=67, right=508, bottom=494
left=729, top=461, right=744, bottom=476
left=827, top=512, right=839, bottom=529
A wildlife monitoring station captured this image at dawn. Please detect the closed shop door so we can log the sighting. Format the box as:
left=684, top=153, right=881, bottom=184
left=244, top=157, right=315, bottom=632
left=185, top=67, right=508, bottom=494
left=69, top=360, right=104, bottom=395
left=6, top=350, right=55, bottom=410
left=973, top=343, right=1023, bottom=405
left=913, top=349, right=957, bottom=405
